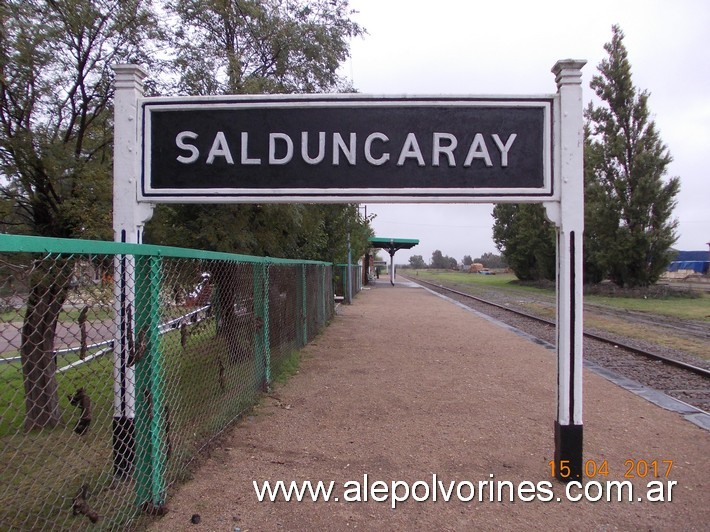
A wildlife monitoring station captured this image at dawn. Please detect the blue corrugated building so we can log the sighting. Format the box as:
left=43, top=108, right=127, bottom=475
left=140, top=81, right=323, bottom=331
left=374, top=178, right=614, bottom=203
left=667, top=250, right=710, bottom=275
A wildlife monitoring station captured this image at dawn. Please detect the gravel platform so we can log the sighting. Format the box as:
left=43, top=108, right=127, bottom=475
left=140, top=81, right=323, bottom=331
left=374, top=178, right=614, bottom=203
left=148, top=281, right=709, bottom=531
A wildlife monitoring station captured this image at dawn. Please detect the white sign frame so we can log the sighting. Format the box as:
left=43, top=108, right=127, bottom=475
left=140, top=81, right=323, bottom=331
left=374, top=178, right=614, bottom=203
left=139, top=96, right=554, bottom=203
left=112, top=60, right=586, bottom=481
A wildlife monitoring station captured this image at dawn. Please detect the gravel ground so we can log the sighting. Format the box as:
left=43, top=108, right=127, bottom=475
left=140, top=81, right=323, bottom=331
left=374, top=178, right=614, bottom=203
left=147, top=282, right=709, bottom=531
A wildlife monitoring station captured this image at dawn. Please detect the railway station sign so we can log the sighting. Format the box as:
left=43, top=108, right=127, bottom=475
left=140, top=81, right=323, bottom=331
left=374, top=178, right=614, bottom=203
left=116, top=60, right=587, bottom=484
left=140, top=96, right=553, bottom=203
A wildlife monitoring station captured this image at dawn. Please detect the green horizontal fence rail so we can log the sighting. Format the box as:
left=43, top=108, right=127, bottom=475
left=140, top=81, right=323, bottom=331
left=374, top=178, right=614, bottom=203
left=0, top=234, right=334, bottom=530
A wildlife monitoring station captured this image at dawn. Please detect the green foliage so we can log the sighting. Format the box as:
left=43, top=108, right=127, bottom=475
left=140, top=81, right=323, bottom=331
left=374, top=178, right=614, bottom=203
left=584, top=25, right=680, bottom=287
left=429, top=250, right=458, bottom=270
left=492, top=204, right=555, bottom=281
left=408, top=254, right=427, bottom=269
left=272, top=350, right=300, bottom=384
left=473, top=252, right=507, bottom=269
left=144, top=203, right=373, bottom=264
left=1, top=0, right=161, bottom=429
left=145, top=0, right=370, bottom=260
left=492, top=26, right=679, bottom=288
left=0, top=0, right=159, bottom=239
left=166, top=0, right=364, bottom=95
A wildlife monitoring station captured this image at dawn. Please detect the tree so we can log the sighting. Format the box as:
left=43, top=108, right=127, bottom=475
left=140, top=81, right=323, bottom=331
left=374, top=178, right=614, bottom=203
left=430, top=250, right=446, bottom=269
left=166, top=0, right=363, bottom=95
left=473, top=252, right=507, bottom=269
left=585, top=25, right=679, bottom=287
left=0, top=0, right=159, bottom=429
left=429, top=250, right=457, bottom=270
left=462, top=255, right=473, bottom=266
left=492, top=204, right=555, bottom=281
left=409, top=255, right=426, bottom=269
left=146, top=0, right=367, bottom=258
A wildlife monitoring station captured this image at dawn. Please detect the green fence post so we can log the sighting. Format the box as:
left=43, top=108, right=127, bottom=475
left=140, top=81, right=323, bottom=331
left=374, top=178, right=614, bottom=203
left=296, top=265, right=303, bottom=346
left=134, top=255, right=166, bottom=511
left=341, top=265, right=347, bottom=303
left=301, top=265, right=308, bottom=344
left=319, top=265, right=326, bottom=329
left=253, top=263, right=270, bottom=389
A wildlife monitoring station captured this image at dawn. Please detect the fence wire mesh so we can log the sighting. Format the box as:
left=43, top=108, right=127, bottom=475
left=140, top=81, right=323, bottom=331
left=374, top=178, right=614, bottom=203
left=0, top=236, right=333, bottom=530
left=334, top=264, right=363, bottom=304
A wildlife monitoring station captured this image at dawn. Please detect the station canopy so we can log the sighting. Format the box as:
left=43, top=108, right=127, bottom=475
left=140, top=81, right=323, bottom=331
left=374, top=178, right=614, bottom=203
left=368, top=237, right=419, bottom=256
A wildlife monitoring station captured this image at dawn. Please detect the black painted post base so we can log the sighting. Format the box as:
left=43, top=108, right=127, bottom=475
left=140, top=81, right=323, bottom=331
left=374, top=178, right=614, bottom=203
left=554, top=421, right=583, bottom=481
left=113, top=417, right=135, bottom=479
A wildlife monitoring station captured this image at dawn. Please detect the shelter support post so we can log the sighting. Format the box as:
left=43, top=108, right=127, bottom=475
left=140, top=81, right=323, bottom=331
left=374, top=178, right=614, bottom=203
left=111, top=64, right=155, bottom=479
left=545, top=59, right=586, bottom=481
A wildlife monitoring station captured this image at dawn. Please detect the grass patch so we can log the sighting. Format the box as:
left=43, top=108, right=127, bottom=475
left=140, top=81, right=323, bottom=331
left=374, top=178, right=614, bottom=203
left=0, top=317, right=264, bottom=530
left=272, top=350, right=301, bottom=384
left=409, top=269, right=551, bottom=293
left=585, top=292, right=710, bottom=322
left=407, top=269, right=710, bottom=322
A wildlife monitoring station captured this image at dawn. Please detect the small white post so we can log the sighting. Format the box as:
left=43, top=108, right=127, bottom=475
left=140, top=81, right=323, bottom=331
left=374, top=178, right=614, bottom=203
left=546, top=59, right=586, bottom=481
left=111, top=64, right=154, bottom=478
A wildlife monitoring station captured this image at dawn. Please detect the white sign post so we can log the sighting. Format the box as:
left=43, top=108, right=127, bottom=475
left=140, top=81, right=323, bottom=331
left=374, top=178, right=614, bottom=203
left=111, top=64, right=154, bottom=478
left=545, top=60, right=587, bottom=480
left=112, top=60, right=585, bottom=481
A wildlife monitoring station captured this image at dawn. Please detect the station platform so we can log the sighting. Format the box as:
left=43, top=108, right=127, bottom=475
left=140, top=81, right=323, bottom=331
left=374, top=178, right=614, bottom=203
left=151, top=280, right=709, bottom=531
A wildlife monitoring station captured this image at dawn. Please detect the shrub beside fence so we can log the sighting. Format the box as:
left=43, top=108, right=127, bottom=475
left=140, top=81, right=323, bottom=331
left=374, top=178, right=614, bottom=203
left=0, top=234, right=334, bottom=530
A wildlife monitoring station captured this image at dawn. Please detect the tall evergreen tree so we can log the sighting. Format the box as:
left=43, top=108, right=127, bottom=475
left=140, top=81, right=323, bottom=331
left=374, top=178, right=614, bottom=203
left=585, top=25, right=679, bottom=287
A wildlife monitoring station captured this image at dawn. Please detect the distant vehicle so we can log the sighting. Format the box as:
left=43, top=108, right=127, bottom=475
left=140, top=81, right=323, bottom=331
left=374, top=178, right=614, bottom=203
left=478, top=268, right=495, bottom=275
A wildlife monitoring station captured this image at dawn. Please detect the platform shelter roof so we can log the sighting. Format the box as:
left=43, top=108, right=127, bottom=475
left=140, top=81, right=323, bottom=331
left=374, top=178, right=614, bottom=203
left=368, top=237, right=419, bottom=255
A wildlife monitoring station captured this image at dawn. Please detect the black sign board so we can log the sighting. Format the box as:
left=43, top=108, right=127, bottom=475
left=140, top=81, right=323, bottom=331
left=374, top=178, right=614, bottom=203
left=141, top=96, right=553, bottom=202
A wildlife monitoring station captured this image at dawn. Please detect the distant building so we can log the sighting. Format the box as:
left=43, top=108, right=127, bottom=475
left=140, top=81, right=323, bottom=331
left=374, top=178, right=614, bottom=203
left=666, top=250, right=709, bottom=276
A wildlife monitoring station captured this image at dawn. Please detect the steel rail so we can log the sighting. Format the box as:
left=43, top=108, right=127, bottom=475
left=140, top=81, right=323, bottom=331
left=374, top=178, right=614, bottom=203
left=407, top=276, right=710, bottom=379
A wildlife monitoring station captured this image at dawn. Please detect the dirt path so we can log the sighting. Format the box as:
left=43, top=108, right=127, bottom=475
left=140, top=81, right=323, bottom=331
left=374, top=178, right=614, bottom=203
left=149, top=282, right=709, bottom=531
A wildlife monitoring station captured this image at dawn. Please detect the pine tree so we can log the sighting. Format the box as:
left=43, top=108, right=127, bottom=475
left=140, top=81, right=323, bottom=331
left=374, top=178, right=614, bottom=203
left=584, top=25, right=680, bottom=287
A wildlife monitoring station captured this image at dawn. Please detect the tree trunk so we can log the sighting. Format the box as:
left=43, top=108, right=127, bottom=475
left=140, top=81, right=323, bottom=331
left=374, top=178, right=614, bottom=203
left=21, top=259, right=71, bottom=431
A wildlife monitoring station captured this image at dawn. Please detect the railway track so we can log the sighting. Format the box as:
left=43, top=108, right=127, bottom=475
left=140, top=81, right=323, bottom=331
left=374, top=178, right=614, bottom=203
left=403, top=275, right=710, bottom=413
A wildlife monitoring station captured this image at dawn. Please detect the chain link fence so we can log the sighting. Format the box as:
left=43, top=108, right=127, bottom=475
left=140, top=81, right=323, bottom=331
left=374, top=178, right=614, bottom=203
left=333, top=264, right=363, bottom=304
left=0, top=234, right=333, bottom=530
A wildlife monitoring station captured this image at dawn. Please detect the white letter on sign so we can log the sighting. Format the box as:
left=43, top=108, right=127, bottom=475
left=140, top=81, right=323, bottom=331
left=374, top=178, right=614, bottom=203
left=206, top=132, right=234, bottom=164
left=397, top=133, right=425, bottom=166
left=301, top=132, right=326, bottom=164
left=333, top=133, right=356, bottom=166
left=269, top=133, right=294, bottom=164
left=364, top=132, right=390, bottom=166
left=432, top=132, right=457, bottom=167
left=241, top=132, right=261, bottom=165
left=176, top=131, right=199, bottom=164
left=492, top=133, right=517, bottom=167
left=463, top=133, right=492, bottom=167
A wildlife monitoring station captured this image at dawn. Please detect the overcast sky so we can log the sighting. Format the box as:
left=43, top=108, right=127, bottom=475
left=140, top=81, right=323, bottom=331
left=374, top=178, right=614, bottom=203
left=343, top=0, right=709, bottom=264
